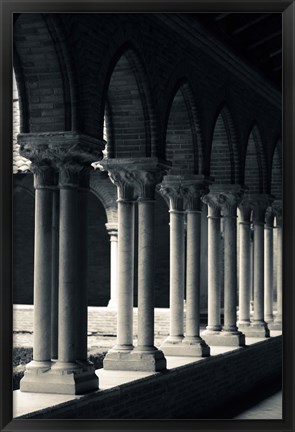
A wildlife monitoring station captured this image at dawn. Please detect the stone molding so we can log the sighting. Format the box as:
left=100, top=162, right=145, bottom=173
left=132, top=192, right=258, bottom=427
left=105, top=222, right=118, bottom=238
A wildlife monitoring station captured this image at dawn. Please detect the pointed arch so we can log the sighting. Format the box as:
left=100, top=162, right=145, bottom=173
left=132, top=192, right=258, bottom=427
left=164, top=79, right=203, bottom=175
left=244, top=123, right=267, bottom=193
left=209, top=104, right=240, bottom=184
left=271, top=139, right=282, bottom=200
left=102, top=43, right=156, bottom=159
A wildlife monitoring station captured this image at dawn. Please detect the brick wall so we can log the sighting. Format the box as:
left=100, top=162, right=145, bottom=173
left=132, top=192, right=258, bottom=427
left=21, top=336, right=282, bottom=419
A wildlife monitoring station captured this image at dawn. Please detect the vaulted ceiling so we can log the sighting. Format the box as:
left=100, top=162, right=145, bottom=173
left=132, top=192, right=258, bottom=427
left=189, top=13, right=282, bottom=91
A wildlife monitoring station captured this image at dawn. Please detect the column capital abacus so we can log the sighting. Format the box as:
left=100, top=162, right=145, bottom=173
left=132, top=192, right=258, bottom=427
left=248, top=194, right=274, bottom=224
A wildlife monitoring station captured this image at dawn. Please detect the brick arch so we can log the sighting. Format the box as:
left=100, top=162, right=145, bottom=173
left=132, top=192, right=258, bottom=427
left=161, top=60, right=205, bottom=169
left=89, top=175, right=118, bottom=224
left=244, top=124, right=267, bottom=193
left=165, top=81, right=200, bottom=175
left=271, top=139, right=282, bottom=200
left=13, top=13, right=69, bottom=133
left=209, top=105, right=240, bottom=184
left=101, top=43, right=156, bottom=158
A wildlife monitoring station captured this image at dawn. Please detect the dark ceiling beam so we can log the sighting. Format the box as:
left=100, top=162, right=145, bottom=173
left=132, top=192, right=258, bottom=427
left=270, top=48, right=282, bottom=57
left=248, top=30, right=281, bottom=50
left=214, top=13, right=231, bottom=22
left=232, top=14, right=269, bottom=35
left=273, top=65, right=282, bottom=72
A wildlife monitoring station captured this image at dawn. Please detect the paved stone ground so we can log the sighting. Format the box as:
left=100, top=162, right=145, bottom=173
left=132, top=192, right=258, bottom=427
left=13, top=305, right=282, bottom=420
left=233, top=390, right=282, bottom=419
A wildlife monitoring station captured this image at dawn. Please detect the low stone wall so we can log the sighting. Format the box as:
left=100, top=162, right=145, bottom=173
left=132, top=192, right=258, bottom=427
left=18, top=335, right=282, bottom=419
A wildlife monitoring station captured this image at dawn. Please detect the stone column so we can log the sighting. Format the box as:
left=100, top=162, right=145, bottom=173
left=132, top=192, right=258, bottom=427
left=237, top=200, right=252, bottom=330
left=244, top=195, right=272, bottom=337
left=50, top=163, right=98, bottom=393
left=20, top=164, right=55, bottom=392
left=219, top=189, right=245, bottom=346
left=19, top=131, right=104, bottom=394
left=51, top=185, right=59, bottom=360
left=264, top=208, right=274, bottom=324
left=181, top=178, right=210, bottom=356
left=271, top=203, right=282, bottom=330
left=132, top=166, right=167, bottom=370
left=159, top=176, right=186, bottom=355
left=106, top=223, right=118, bottom=309
left=201, top=190, right=222, bottom=344
left=202, top=185, right=245, bottom=346
left=99, top=162, right=136, bottom=369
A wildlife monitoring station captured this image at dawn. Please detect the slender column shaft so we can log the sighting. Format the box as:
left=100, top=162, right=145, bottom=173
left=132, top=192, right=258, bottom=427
left=169, top=210, right=185, bottom=340
left=253, top=222, right=265, bottom=322
left=264, top=225, right=274, bottom=322
left=185, top=211, right=201, bottom=338
left=275, top=224, right=282, bottom=323
left=51, top=189, right=59, bottom=360
left=238, top=220, right=251, bottom=324
left=207, top=206, right=221, bottom=332
left=58, top=186, right=79, bottom=363
left=76, top=184, right=89, bottom=361
left=116, top=199, right=135, bottom=349
left=106, top=225, right=118, bottom=308
left=223, top=214, right=238, bottom=332
left=33, top=182, right=53, bottom=363
left=137, top=199, right=156, bottom=349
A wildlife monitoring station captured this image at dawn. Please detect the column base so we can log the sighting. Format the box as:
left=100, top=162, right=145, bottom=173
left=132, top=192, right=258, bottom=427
left=201, top=330, right=245, bottom=346
left=181, top=337, right=210, bottom=357
left=242, top=321, right=270, bottom=338
left=103, top=348, right=166, bottom=371
left=268, top=321, right=282, bottom=331
left=20, top=360, right=99, bottom=395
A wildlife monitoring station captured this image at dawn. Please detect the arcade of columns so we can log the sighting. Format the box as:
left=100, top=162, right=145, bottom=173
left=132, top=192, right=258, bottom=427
left=18, top=132, right=282, bottom=395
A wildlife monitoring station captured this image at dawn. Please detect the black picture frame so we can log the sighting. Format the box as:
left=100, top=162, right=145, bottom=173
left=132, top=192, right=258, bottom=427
left=1, top=1, right=294, bottom=431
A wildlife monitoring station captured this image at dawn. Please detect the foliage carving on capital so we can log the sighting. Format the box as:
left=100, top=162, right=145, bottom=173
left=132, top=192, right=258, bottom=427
left=58, top=162, right=83, bottom=189
left=108, top=168, right=136, bottom=200
left=202, top=190, right=242, bottom=216
left=249, top=195, right=273, bottom=224
left=158, top=183, right=184, bottom=211
left=265, top=207, right=275, bottom=228
left=272, top=202, right=282, bottom=226
left=31, top=163, right=55, bottom=189
left=182, top=185, right=204, bottom=212
left=135, top=169, right=165, bottom=200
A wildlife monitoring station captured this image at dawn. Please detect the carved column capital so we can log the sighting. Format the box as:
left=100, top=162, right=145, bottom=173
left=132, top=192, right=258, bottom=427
left=248, top=194, right=274, bottom=225
left=29, top=160, right=55, bottom=190
left=202, top=185, right=244, bottom=217
left=158, top=176, right=184, bottom=211
left=58, top=161, right=84, bottom=189
left=265, top=207, right=275, bottom=228
left=98, top=157, right=171, bottom=201
left=182, top=175, right=211, bottom=212
left=238, top=192, right=251, bottom=223
left=105, top=222, right=118, bottom=238
left=272, top=200, right=282, bottom=227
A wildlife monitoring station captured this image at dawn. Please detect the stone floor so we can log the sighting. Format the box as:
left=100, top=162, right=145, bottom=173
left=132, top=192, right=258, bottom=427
left=12, top=305, right=282, bottom=420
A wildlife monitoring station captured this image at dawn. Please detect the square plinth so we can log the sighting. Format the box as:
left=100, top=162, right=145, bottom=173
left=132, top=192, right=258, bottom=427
left=242, top=324, right=270, bottom=338
left=103, top=349, right=166, bottom=372
left=201, top=331, right=245, bottom=346
left=160, top=340, right=210, bottom=357
left=20, top=367, right=99, bottom=395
